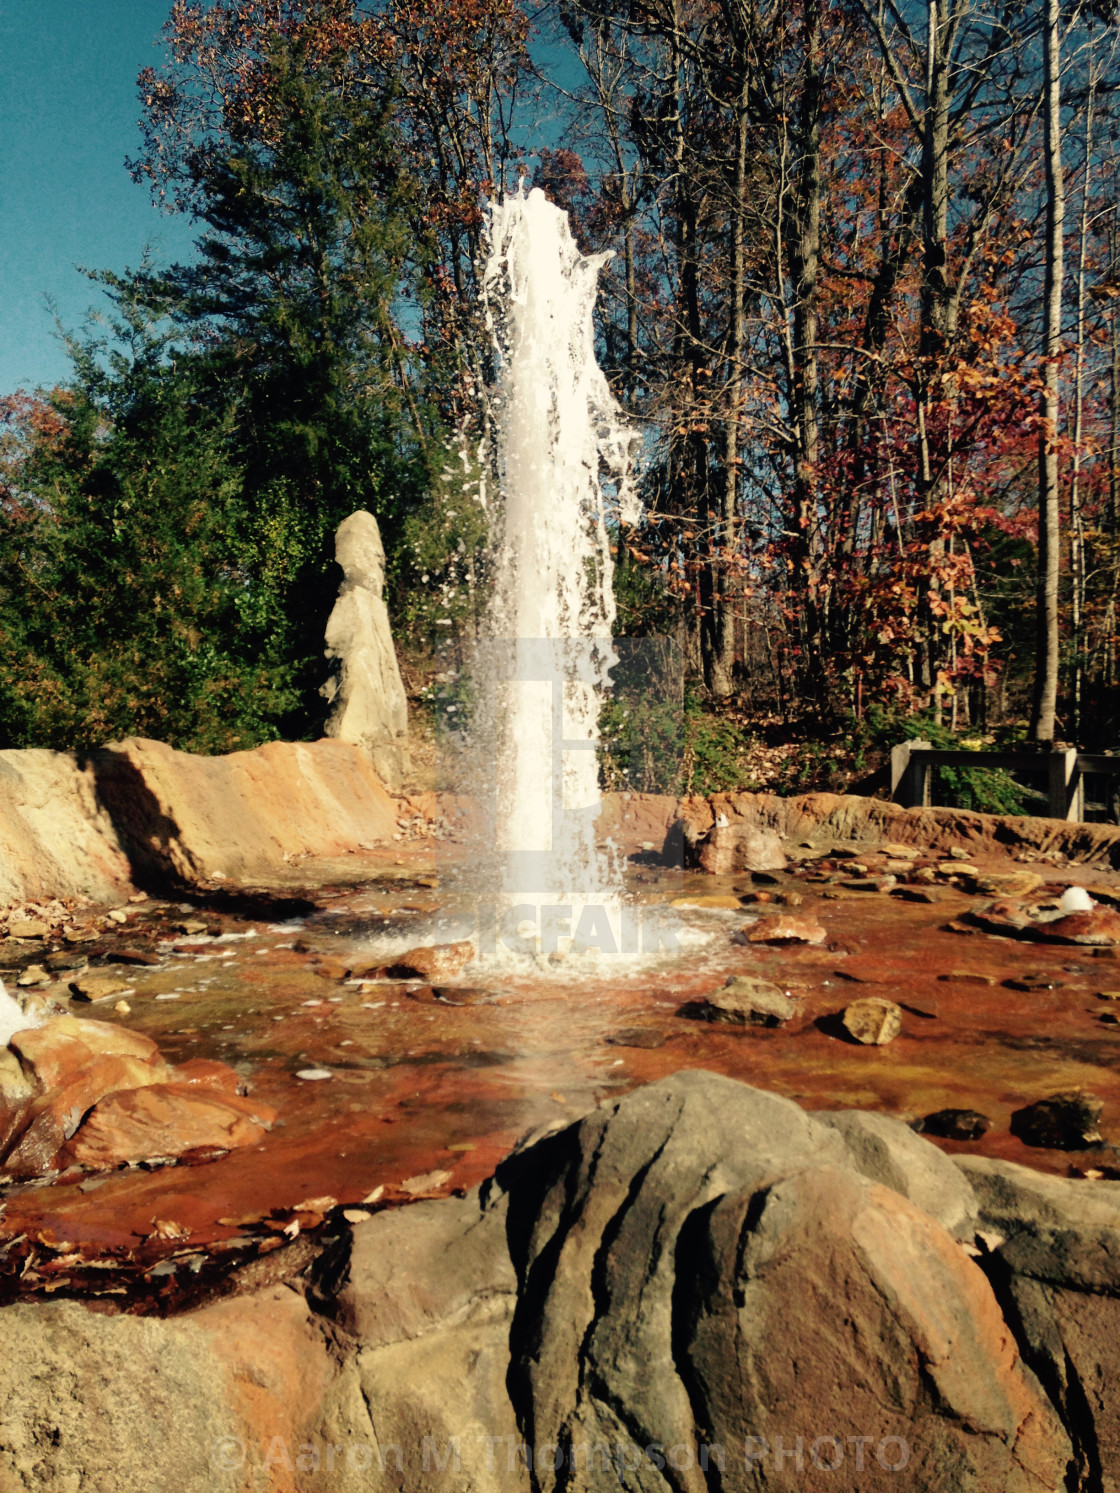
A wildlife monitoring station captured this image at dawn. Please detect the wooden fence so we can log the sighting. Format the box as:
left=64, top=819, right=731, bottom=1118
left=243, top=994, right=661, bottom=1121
left=889, top=740, right=1120, bottom=822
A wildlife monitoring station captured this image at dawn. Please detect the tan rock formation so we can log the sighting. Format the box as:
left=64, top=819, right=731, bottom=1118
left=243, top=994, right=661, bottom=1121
left=321, top=511, right=410, bottom=789
left=0, top=736, right=400, bottom=903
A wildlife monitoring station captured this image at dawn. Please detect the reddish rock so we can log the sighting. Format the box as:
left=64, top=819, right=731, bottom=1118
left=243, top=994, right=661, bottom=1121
left=387, top=941, right=475, bottom=981
left=745, top=913, right=826, bottom=945
left=1042, top=908, right=1120, bottom=946
left=11, top=1015, right=163, bottom=1090
left=2, top=1052, right=173, bottom=1178
left=173, top=1058, right=243, bottom=1095
left=59, top=1083, right=278, bottom=1171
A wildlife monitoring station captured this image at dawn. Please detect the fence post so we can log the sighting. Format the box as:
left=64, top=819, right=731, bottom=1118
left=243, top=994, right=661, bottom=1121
left=1048, top=747, right=1081, bottom=821
left=890, top=741, right=912, bottom=804
left=891, top=739, right=932, bottom=808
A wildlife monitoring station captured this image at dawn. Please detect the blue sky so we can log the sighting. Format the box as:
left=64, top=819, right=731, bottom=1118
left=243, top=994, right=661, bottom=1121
left=0, top=0, right=197, bottom=395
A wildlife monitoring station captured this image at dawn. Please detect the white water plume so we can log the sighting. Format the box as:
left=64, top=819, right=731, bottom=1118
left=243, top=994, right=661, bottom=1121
left=475, top=186, right=640, bottom=957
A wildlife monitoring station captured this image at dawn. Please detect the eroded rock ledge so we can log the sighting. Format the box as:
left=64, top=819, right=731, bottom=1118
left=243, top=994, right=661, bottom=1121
left=4, top=737, right=1120, bottom=909
left=3, top=1071, right=1116, bottom=1492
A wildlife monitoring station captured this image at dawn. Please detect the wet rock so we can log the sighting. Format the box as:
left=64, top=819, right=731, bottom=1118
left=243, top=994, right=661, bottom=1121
left=891, top=885, right=943, bottom=903
left=1010, top=1091, right=1104, bottom=1150
left=430, top=986, right=499, bottom=1007
left=1004, top=971, right=1063, bottom=992
left=59, top=1083, right=277, bottom=1171
left=921, top=1108, right=992, bottom=1141
left=2, top=1052, right=174, bottom=1178
left=15, top=965, right=50, bottom=988
left=697, top=823, right=787, bottom=876
left=1041, top=907, right=1120, bottom=945
left=68, top=972, right=131, bottom=1002
left=745, top=913, right=826, bottom=945
left=605, top=1026, right=667, bottom=1049
left=841, top=997, right=903, bottom=1045
left=700, top=976, right=797, bottom=1026
left=44, top=951, right=86, bottom=973
left=10, top=1015, right=163, bottom=1090
left=173, top=1058, right=244, bottom=1094
left=387, top=941, right=474, bottom=981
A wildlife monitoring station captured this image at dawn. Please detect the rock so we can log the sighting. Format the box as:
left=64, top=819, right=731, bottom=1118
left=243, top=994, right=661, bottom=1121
left=1010, top=1090, right=1104, bottom=1150
left=1041, top=907, right=1120, bottom=945
left=841, top=996, right=903, bottom=1044
left=59, top=1083, right=277, bottom=1170
left=15, top=965, right=49, bottom=988
left=700, top=976, right=797, bottom=1026
left=7, top=919, right=49, bottom=939
left=745, top=912, right=826, bottom=944
left=173, top=1058, right=244, bottom=1094
left=697, top=822, right=787, bottom=875
left=1, top=1052, right=173, bottom=1178
left=68, top=972, right=131, bottom=1001
left=314, top=1191, right=527, bottom=1493
left=489, top=1071, right=1068, bottom=1492
left=970, top=871, right=1045, bottom=898
left=921, top=1108, right=992, bottom=1141
left=669, top=894, right=743, bottom=910
left=387, top=942, right=474, bottom=981
left=890, top=885, right=941, bottom=902
left=939, top=970, right=996, bottom=986
left=814, top=1107, right=980, bottom=1240
left=956, top=1155, right=1120, bottom=1487
left=0, top=1300, right=251, bottom=1493
left=320, top=510, right=410, bottom=790
left=605, top=1026, right=667, bottom=1048
left=10, top=1014, right=163, bottom=1089
left=0, top=1048, right=34, bottom=1111
left=956, top=1155, right=1120, bottom=1292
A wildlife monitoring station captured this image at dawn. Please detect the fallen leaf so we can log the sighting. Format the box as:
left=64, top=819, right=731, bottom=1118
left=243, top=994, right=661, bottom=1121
left=399, top=1168, right=453, bottom=1196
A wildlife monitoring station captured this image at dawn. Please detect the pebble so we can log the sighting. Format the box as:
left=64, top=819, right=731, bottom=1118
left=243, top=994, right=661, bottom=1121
left=295, top=1068, right=333, bottom=1081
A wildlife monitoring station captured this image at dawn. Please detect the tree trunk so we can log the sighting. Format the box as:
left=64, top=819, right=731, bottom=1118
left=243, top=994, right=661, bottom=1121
left=1031, top=0, right=1064, bottom=742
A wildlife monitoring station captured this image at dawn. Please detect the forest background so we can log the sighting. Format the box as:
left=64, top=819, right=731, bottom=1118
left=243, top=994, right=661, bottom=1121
left=2, top=0, right=1117, bottom=806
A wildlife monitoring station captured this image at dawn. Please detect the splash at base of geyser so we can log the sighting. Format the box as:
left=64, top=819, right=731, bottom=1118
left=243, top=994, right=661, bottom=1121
left=453, top=187, right=695, bottom=973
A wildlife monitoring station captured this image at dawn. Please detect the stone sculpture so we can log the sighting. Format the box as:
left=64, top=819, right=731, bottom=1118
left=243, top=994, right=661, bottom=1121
left=321, top=510, right=410, bottom=789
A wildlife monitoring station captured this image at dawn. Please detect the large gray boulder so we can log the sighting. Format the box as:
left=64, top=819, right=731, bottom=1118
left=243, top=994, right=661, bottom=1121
left=321, top=511, right=410, bottom=789
left=489, top=1071, right=1068, bottom=1493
